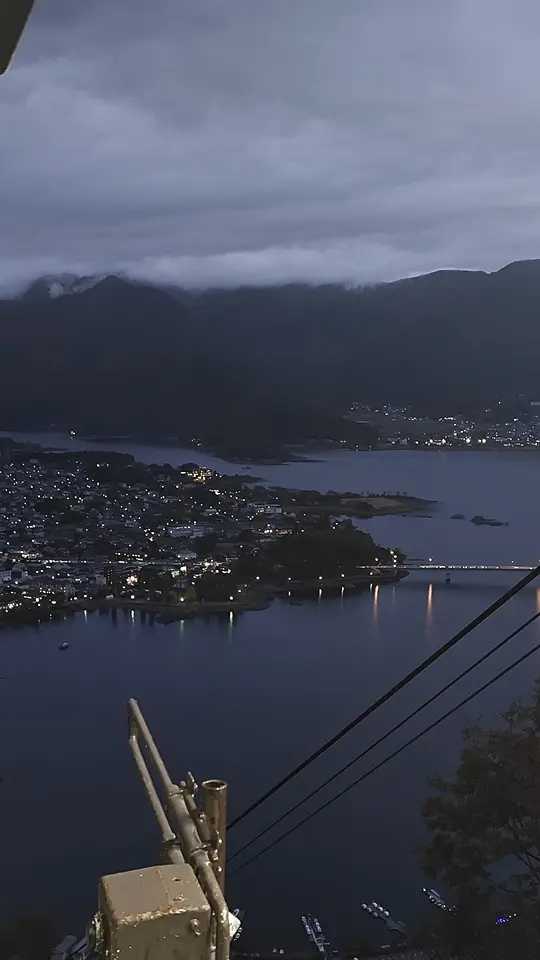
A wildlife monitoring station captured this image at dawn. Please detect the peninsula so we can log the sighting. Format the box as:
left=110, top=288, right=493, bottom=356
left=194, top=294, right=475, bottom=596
left=0, top=438, right=431, bottom=628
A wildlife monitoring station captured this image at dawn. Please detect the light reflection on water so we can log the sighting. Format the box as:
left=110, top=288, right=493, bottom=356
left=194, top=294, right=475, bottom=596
left=426, top=582, right=433, bottom=630
left=372, top=583, right=380, bottom=624
left=370, top=577, right=439, bottom=634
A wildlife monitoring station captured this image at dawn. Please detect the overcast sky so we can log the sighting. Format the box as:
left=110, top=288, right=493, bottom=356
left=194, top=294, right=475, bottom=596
left=2, top=0, right=540, bottom=292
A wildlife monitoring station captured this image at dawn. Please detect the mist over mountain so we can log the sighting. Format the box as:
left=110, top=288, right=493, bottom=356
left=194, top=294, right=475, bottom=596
left=2, top=259, right=540, bottom=457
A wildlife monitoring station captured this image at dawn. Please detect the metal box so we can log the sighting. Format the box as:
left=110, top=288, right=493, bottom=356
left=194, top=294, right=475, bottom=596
left=99, top=863, right=211, bottom=960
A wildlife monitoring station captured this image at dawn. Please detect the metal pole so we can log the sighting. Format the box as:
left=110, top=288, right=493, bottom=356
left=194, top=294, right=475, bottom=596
left=200, top=780, right=228, bottom=891
left=128, top=698, right=175, bottom=793
left=183, top=781, right=213, bottom=848
left=127, top=700, right=230, bottom=960
left=166, top=787, right=230, bottom=960
left=128, top=733, right=178, bottom=849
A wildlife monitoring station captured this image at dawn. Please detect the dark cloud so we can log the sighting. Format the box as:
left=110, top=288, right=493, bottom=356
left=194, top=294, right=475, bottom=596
left=2, top=0, right=540, bottom=292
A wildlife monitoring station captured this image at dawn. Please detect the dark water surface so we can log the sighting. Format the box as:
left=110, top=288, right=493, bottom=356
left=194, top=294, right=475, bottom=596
left=1, top=433, right=540, bottom=946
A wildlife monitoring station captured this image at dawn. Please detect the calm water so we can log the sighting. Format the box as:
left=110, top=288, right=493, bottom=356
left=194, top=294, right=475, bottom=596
left=1, top=432, right=540, bottom=947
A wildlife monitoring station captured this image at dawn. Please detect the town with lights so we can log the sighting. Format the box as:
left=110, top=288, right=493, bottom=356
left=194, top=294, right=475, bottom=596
left=347, top=396, right=540, bottom=449
left=0, top=438, right=422, bottom=629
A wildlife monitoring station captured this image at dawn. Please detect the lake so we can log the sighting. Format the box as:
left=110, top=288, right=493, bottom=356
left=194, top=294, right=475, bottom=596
left=1, top=433, right=540, bottom=948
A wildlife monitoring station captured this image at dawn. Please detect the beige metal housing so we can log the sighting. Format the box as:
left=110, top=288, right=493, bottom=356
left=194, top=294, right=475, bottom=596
left=99, top=863, right=212, bottom=960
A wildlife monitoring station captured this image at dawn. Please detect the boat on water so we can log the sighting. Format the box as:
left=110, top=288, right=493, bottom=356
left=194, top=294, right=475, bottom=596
left=58, top=641, right=70, bottom=651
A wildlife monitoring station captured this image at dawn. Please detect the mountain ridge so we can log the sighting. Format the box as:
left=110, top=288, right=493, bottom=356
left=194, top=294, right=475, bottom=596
left=16, top=256, right=540, bottom=301
left=3, top=257, right=540, bottom=456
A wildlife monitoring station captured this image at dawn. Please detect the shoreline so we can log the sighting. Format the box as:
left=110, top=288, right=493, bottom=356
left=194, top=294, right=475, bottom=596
left=4, top=428, right=540, bottom=465
left=275, top=491, right=435, bottom=518
left=0, top=571, right=409, bottom=630
left=74, top=570, right=409, bottom=623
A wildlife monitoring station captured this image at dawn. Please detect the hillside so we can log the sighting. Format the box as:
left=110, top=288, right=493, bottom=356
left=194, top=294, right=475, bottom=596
left=2, top=259, right=540, bottom=456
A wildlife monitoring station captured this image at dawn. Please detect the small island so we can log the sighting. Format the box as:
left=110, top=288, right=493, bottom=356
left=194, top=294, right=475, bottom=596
left=470, top=515, right=509, bottom=527
left=0, top=439, right=429, bottom=628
